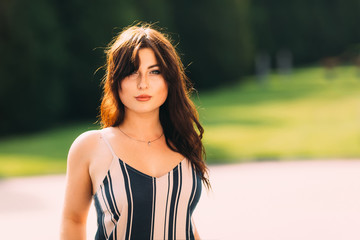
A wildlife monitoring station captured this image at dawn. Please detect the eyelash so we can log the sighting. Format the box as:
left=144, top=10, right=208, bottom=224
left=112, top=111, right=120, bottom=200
left=150, top=70, right=161, bottom=74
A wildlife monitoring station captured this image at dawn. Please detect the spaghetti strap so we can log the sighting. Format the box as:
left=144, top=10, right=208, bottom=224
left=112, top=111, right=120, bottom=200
left=100, top=129, right=118, bottom=159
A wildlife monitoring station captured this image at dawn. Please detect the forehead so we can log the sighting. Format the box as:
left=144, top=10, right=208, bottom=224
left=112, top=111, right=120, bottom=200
left=137, top=48, right=159, bottom=67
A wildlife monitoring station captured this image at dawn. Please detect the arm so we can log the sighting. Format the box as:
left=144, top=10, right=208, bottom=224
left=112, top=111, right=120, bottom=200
left=193, top=219, right=201, bottom=240
left=60, top=133, right=94, bottom=240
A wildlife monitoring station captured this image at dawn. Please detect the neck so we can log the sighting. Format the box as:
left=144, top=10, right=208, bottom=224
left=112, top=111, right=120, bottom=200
left=119, top=108, right=163, bottom=140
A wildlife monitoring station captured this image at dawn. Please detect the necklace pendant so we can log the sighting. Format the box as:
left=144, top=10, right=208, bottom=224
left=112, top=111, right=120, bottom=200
left=148, top=141, right=151, bottom=146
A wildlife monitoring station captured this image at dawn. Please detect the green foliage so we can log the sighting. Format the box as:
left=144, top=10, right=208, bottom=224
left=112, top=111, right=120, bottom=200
left=0, top=0, right=141, bottom=135
left=1, top=0, right=360, bottom=135
left=170, top=0, right=254, bottom=89
left=0, top=0, right=67, bottom=133
left=251, top=0, right=360, bottom=63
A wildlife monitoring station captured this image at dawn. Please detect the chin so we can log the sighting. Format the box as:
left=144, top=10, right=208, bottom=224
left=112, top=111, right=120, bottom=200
left=130, top=106, right=162, bottom=114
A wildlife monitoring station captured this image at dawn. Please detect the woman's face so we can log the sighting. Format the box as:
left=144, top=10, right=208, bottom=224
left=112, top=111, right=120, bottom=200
left=119, top=48, right=168, bottom=115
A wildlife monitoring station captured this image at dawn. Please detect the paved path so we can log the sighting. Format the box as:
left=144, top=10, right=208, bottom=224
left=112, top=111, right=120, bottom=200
left=1, top=159, right=360, bottom=240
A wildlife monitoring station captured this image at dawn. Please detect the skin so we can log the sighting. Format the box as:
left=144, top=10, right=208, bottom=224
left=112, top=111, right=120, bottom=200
left=60, top=48, right=200, bottom=239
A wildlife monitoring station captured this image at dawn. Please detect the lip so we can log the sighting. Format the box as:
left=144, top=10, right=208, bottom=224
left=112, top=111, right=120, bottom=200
left=135, top=94, right=152, bottom=101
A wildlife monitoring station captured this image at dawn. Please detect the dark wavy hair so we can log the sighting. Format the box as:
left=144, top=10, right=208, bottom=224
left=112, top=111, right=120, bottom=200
left=99, top=23, right=210, bottom=188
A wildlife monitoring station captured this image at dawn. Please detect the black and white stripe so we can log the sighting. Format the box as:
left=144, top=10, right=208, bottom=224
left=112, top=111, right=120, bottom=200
left=93, top=130, right=202, bottom=240
left=150, top=177, right=156, bottom=239
left=119, top=161, right=133, bottom=240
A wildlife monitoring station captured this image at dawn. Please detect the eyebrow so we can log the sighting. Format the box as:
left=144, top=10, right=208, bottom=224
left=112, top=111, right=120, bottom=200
left=148, top=64, right=160, bottom=69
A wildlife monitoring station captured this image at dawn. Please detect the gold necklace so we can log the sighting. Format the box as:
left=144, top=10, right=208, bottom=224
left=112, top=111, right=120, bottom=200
left=118, top=127, right=164, bottom=146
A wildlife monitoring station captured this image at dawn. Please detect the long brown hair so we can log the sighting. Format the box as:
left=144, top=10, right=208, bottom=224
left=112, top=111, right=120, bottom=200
left=99, top=22, right=210, bottom=188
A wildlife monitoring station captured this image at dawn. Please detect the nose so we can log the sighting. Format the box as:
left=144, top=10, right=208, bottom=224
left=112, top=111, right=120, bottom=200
left=137, top=73, right=149, bottom=89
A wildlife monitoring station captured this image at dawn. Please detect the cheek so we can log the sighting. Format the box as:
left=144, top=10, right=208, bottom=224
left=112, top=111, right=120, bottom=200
left=160, top=81, right=169, bottom=100
left=118, top=79, right=132, bottom=101
left=118, top=90, right=129, bottom=106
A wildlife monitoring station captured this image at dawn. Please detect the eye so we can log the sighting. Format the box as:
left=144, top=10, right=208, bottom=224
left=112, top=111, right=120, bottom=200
left=150, top=70, right=161, bottom=75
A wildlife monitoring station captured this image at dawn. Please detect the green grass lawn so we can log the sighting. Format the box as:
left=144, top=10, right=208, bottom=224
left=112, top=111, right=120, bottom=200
left=1, top=65, right=359, bottom=176
left=0, top=122, right=99, bottom=177
left=195, top=65, right=360, bottom=163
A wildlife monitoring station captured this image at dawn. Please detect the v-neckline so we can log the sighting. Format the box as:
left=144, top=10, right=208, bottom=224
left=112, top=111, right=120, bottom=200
left=118, top=157, right=186, bottom=179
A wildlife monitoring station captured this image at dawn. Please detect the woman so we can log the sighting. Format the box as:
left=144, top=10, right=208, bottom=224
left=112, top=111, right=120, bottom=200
left=60, top=23, right=209, bottom=240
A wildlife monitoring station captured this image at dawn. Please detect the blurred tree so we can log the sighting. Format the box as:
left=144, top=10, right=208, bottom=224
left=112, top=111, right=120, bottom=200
left=170, top=0, right=254, bottom=89
left=52, top=0, right=141, bottom=120
left=1, top=0, right=360, bottom=135
left=0, top=0, right=141, bottom=135
left=251, top=0, right=360, bottom=65
left=132, top=0, right=176, bottom=31
left=0, top=0, right=67, bottom=133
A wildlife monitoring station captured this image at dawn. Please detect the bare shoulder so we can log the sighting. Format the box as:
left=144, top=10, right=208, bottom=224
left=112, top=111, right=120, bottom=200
left=67, top=130, right=103, bottom=166
left=69, top=129, right=102, bottom=153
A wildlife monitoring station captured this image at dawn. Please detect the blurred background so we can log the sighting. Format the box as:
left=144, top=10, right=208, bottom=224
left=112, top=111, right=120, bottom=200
left=0, top=0, right=360, bottom=177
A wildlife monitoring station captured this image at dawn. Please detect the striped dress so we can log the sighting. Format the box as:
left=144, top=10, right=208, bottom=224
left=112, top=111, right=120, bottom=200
left=93, top=131, right=202, bottom=240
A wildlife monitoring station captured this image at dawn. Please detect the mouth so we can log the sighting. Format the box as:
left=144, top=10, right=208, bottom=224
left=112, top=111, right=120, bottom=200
left=135, top=94, right=152, bottom=101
